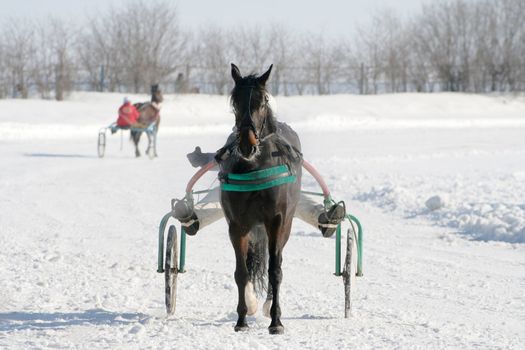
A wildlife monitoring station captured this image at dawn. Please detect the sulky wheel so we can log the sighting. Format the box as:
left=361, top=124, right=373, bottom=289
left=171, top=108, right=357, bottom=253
left=342, top=226, right=358, bottom=318
left=97, top=131, right=106, bottom=158
left=165, top=225, right=179, bottom=315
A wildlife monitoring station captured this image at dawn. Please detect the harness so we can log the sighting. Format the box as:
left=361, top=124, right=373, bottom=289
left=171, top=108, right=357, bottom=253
left=220, top=164, right=297, bottom=192
left=218, top=84, right=302, bottom=192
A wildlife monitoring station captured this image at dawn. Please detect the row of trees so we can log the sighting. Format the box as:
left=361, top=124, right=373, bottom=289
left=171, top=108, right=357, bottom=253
left=0, top=18, right=76, bottom=100
left=1, top=0, right=524, bottom=99
left=352, top=0, right=525, bottom=94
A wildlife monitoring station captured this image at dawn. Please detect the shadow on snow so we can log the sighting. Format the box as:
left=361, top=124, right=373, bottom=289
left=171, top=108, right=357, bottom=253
left=0, top=309, right=148, bottom=331
left=24, top=153, right=98, bottom=159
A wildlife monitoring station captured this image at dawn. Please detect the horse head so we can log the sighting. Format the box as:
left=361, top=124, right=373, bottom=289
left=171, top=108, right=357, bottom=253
left=151, top=84, right=163, bottom=103
left=230, top=63, right=274, bottom=160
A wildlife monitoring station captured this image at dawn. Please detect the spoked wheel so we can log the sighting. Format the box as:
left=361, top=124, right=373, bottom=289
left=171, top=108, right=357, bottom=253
left=342, top=226, right=358, bottom=318
left=165, top=225, right=179, bottom=315
left=97, top=131, right=106, bottom=158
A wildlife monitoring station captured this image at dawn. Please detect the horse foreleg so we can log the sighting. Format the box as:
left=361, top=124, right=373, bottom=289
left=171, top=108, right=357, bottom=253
left=267, top=245, right=284, bottom=334
left=154, top=120, right=160, bottom=157
left=154, top=132, right=158, bottom=157
left=145, top=132, right=151, bottom=156
left=145, top=131, right=158, bottom=158
left=230, top=226, right=250, bottom=332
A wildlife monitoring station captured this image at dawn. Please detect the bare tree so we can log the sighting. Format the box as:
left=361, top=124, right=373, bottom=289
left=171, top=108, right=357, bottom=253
left=2, top=0, right=525, bottom=98
left=266, top=25, right=297, bottom=96
left=196, top=26, right=232, bottom=95
left=1, top=18, right=35, bottom=98
left=32, top=21, right=55, bottom=98
left=33, top=18, right=77, bottom=100
left=352, top=15, right=389, bottom=94
left=79, top=0, right=187, bottom=93
left=0, top=35, right=8, bottom=98
left=296, top=31, right=341, bottom=95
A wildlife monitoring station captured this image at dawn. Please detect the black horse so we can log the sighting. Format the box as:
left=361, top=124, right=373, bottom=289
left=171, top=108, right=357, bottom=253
left=218, top=64, right=302, bottom=334
left=130, top=84, right=163, bottom=157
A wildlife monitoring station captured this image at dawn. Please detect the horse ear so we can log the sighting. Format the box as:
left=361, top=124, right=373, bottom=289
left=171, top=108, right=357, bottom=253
left=258, top=64, right=273, bottom=85
left=231, top=63, right=242, bottom=84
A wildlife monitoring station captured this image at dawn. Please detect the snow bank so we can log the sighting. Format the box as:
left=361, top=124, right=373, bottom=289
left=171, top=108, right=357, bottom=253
left=355, top=173, right=525, bottom=244
left=1, top=92, right=525, bottom=141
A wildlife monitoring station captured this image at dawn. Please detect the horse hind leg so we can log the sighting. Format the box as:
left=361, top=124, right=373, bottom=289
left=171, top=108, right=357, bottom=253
left=267, top=247, right=284, bottom=334
left=246, top=225, right=268, bottom=316
left=131, top=131, right=141, bottom=157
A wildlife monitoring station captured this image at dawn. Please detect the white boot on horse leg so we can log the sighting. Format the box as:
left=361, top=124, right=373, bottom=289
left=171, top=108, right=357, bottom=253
left=263, top=298, right=272, bottom=318
left=263, top=284, right=272, bottom=318
left=245, top=281, right=258, bottom=316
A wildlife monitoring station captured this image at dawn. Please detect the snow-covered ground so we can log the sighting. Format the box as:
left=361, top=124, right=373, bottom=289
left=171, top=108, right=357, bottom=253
left=1, top=92, right=524, bottom=349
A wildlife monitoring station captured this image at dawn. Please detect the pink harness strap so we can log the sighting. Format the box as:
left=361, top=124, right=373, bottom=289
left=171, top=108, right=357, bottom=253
left=302, top=159, right=331, bottom=198
left=186, top=161, right=217, bottom=194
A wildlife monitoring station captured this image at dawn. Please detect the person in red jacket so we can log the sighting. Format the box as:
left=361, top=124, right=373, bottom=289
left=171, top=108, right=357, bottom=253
left=117, top=97, right=140, bottom=128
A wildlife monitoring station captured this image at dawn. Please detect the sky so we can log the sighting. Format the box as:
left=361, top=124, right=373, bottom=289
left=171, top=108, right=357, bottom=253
left=0, top=0, right=432, bottom=38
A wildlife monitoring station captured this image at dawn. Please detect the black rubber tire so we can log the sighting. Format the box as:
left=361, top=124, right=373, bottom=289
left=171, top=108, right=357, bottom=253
left=343, top=227, right=357, bottom=318
left=165, top=225, right=178, bottom=315
left=97, top=132, right=106, bottom=158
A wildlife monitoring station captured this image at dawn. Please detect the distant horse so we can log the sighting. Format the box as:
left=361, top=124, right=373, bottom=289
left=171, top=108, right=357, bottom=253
left=131, top=84, right=163, bottom=157
left=218, top=64, right=302, bottom=334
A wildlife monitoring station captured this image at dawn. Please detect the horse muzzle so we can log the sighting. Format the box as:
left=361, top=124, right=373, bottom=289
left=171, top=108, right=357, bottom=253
left=238, top=128, right=259, bottom=159
left=246, top=129, right=257, bottom=146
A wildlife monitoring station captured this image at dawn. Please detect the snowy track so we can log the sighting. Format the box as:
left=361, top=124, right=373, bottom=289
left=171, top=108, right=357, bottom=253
left=1, top=93, right=524, bottom=349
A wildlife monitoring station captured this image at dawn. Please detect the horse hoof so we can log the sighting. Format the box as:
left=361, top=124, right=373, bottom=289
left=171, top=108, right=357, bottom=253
left=234, top=324, right=249, bottom=332
left=268, top=325, right=284, bottom=335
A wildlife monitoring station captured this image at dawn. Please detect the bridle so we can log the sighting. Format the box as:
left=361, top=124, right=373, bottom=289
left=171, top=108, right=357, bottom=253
left=236, top=85, right=271, bottom=144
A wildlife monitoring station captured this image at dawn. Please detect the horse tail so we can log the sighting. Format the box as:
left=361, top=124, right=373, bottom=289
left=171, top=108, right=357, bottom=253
left=247, top=224, right=268, bottom=296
